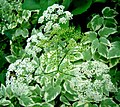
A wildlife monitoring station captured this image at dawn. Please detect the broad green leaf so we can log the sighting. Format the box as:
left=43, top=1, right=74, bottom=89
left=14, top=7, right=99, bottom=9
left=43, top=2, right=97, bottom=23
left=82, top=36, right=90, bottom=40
left=15, top=28, right=28, bottom=38
left=104, top=17, right=117, bottom=28
left=99, top=37, right=111, bottom=46
left=19, top=95, right=34, bottom=106
left=60, top=95, right=71, bottom=105
left=0, top=98, right=11, bottom=106
left=91, top=15, right=104, bottom=31
left=72, top=101, right=85, bottom=107
left=115, top=89, right=120, bottom=102
left=44, top=85, right=61, bottom=102
left=62, top=0, right=72, bottom=10
left=109, top=58, right=119, bottom=68
left=44, top=64, right=57, bottom=73
left=100, top=98, right=119, bottom=107
left=63, top=81, right=77, bottom=95
left=107, top=41, right=120, bottom=59
left=64, top=92, right=78, bottom=101
left=102, top=7, right=118, bottom=18
left=22, top=0, right=41, bottom=10
left=0, top=70, right=6, bottom=85
left=91, top=38, right=99, bottom=54
left=31, top=96, right=42, bottom=103
left=1, top=84, right=6, bottom=97
left=98, top=27, right=117, bottom=38
left=28, top=103, right=54, bottom=107
left=5, top=55, right=17, bottom=63
left=84, top=31, right=97, bottom=42
left=98, top=43, right=108, bottom=58
left=72, top=0, right=92, bottom=15
left=41, top=103, right=54, bottom=107
left=82, top=48, right=92, bottom=61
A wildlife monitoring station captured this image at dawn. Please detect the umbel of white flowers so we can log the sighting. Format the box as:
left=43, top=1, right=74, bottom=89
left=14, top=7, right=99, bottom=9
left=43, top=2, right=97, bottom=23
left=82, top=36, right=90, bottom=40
left=38, top=4, right=73, bottom=33
left=25, top=4, right=73, bottom=56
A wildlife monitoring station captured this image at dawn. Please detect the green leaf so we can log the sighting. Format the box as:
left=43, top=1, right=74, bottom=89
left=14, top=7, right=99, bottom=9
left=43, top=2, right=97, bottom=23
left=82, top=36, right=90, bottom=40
left=109, top=58, right=119, bottom=68
left=44, top=64, right=57, bottom=73
left=62, top=0, right=72, bottom=10
left=99, top=37, right=111, bottom=46
left=44, top=85, right=61, bottom=102
left=15, top=28, right=28, bottom=38
left=82, top=48, right=92, bottom=61
left=0, top=84, right=6, bottom=97
left=60, top=95, right=71, bottom=105
left=98, top=43, right=108, bottom=58
left=19, top=95, right=34, bottom=106
left=102, top=7, right=118, bottom=18
left=85, top=31, right=97, bottom=42
left=28, top=103, right=54, bottom=107
left=5, top=55, right=17, bottom=63
left=63, top=81, right=77, bottom=95
left=22, top=0, right=41, bottom=10
left=91, top=38, right=99, bottom=54
left=0, top=98, right=11, bottom=106
left=104, top=17, right=117, bottom=28
left=64, top=92, right=78, bottom=101
left=90, top=15, right=104, bottom=31
left=98, top=27, right=117, bottom=38
left=107, top=41, right=120, bottom=59
left=100, top=98, right=119, bottom=107
left=41, top=103, right=54, bottom=107
left=115, top=89, right=120, bottom=102
left=72, top=0, right=92, bottom=15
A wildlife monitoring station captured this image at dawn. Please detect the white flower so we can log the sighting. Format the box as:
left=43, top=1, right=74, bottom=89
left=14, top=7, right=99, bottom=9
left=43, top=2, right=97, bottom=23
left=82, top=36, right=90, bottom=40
left=51, top=14, right=58, bottom=21
left=64, top=11, right=73, bottom=20
left=38, top=16, right=44, bottom=23
left=59, top=5, right=65, bottom=10
left=52, top=23, right=61, bottom=30
left=47, top=7, right=54, bottom=13
left=57, top=9, right=64, bottom=15
left=51, top=4, right=59, bottom=10
left=44, top=21, right=53, bottom=33
left=59, top=17, right=67, bottom=24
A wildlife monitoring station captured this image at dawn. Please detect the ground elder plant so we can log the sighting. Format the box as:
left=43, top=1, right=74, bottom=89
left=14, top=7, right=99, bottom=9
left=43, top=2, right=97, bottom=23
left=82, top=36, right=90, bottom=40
left=0, top=4, right=119, bottom=107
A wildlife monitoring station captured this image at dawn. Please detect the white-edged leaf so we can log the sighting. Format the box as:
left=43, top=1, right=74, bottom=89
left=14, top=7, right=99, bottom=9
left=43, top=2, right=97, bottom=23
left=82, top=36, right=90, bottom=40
left=91, top=15, right=104, bottom=31
left=98, top=27, right=117, bottom=38
left=63, top=81, right=77, bottom=95
left=60, top=95, right=71, bottom=105
left=19, top=95, right=34, bottom=106
left=109, top=58, right=119, bottom=68
left=98, top=43, right=108, bottom=58
left=5, top=55, right=17, bottom=63
left=99, top=37, right=111, bottom=46
left=82, top=48, right=92, bottom=61
left=107, top=41, right=120, bottom=59
left=44, top=85, right=61, bottom=102
left=44, top=64, right=57, bottom=73
left=91, top=38, right=99, bottom=54
left=0, top=98, right=11, bottom=106
left=85, top=31, right=97, bottom=42
left=100, top=98, right=119, bottom=107
left=102, top=7, right=118, bottom=18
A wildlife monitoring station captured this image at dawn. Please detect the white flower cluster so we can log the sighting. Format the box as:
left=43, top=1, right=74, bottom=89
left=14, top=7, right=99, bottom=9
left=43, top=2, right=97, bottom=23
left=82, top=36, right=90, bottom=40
left=6, top=58, right=37, bottom=87
left=38, top=4, right=73, bottom=33
left=69, top=61, right=116, bottom=102
left=25, top=32, right=47, bottom=56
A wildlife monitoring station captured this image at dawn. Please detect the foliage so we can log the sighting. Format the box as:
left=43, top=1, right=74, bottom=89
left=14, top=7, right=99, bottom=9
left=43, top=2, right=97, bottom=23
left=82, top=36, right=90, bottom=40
left=0, top=0, right=120, bottom=107
left=82, top=7, right=120, bottom=68
left=22, top=0, right=108, bottom=15
left=0, top=4, right=120, bottom=107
